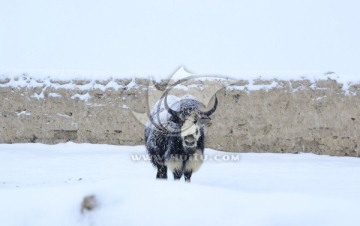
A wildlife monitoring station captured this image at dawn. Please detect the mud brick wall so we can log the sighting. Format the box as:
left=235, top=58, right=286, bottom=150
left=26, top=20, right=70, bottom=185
left=0, top=76, right=359, bottom=156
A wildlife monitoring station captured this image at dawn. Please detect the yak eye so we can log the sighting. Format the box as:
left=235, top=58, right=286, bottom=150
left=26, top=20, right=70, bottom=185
left=194, top=120, right=197, bottom=124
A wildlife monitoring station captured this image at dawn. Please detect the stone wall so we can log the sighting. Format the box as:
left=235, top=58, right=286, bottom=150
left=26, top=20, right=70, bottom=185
left=0, top=75, right=359, bottom=156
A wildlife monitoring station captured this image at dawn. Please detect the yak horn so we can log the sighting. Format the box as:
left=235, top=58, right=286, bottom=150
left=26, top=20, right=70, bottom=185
left=164, top=94, right=180, bottom=118
left=202, top=95, right=218, bottom=117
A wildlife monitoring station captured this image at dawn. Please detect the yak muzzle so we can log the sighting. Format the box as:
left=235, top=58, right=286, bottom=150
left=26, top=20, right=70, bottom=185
left=184, top=135, right=196, bottom=146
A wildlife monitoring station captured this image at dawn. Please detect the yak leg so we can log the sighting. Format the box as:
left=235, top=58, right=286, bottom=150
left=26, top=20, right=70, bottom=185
left=173, top=170, right=183, bottom=180
left=156, top=165, right=167, bottom=179
left=184, top=170, right=192, bottom=182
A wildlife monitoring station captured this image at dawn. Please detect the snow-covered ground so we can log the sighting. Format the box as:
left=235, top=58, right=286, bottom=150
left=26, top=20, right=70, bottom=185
left=1, top=143, right=359, bottom=226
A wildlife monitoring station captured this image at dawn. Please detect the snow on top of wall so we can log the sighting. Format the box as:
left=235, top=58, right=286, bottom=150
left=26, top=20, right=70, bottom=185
left=1, top=67, right=359, bottom=83
left=0, top=68, right=359, bottom=97
left=0, top=73, right=135, bottom=91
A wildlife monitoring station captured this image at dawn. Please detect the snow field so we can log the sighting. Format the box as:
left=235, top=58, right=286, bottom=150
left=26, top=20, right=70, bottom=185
left=0, top=143, right=360, bottom=226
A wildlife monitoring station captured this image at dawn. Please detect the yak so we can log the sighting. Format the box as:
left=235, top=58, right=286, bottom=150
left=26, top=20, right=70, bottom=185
left=145, top=94, right=218, bottom=182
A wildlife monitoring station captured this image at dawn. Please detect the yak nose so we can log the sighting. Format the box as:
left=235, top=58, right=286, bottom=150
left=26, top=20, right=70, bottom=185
left=184, top=135, right=196, bottom=146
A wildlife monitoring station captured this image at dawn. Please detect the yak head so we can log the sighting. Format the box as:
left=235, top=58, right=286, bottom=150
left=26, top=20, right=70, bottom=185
left=165, top=95, right=218, bottom=148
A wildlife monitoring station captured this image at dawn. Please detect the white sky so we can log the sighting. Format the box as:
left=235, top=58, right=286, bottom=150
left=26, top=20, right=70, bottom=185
left=1, top=0, right=360, bottom=78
